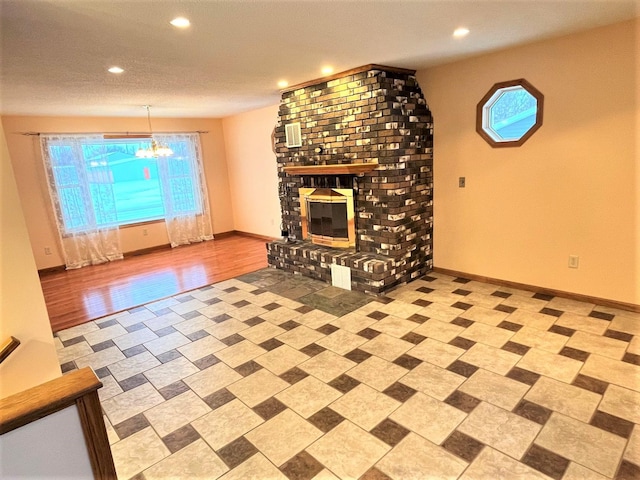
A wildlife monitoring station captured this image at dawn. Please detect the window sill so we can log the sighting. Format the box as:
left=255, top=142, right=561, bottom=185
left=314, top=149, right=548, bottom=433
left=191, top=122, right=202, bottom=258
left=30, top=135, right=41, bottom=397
left=119, top=218, right=165, bottom=229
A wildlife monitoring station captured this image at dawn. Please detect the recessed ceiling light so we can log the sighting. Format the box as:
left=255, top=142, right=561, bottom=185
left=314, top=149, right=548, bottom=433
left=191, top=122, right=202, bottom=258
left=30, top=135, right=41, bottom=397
left=277, top=80, right=289, bottom=89
left=108, top=66, right=124, bottom=74
left=453, top=27, right=470, bottom=38
left=321, top=66, right=334, bottom=75
left=170, top=17, right=190, bottom=28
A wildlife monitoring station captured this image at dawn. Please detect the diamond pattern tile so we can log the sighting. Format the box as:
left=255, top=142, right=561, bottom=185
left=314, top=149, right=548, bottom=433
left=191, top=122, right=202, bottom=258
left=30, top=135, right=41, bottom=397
left=52, top=269, right=638, bottom=479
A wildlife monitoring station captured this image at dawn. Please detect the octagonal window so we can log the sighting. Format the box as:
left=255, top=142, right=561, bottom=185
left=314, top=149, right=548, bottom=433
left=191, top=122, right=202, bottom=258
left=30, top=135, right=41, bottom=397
left=477, top=79, right=544, bottom=147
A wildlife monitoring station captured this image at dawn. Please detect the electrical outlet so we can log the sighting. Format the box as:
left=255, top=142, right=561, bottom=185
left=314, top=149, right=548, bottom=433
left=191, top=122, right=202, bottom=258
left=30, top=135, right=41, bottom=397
left=459, top=177, right=466, bottom=188
left=143, top=228, right=148, bottom=236
left=44, top=246, right=52, bottom=255
left=568, top=255, right=579, bottom=269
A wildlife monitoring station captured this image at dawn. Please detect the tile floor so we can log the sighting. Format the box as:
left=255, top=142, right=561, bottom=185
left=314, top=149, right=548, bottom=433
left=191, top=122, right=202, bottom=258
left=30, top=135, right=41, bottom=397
left=54, top=269, right=640, bottom=480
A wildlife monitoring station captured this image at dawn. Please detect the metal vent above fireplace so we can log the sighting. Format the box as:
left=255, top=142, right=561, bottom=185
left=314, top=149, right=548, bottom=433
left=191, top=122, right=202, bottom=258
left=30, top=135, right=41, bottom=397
left=285, top=122, right=302, bottom=148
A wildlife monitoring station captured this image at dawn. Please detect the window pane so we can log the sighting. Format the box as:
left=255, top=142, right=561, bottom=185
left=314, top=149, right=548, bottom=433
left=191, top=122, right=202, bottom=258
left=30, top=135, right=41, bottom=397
left=168, top=177, right=198, bottom=213
left=488, top=88, right=537, bottom=141
left=47, top=136, right=204, bottom=232
left=163, top=140, right=202, bottom=215
left=90, top=183, right=119, bottom=225
left=95, top=139, right=165, bottom=226
left=59, top=186, right=89, bottom=230
left=108, top=156, right=164, bottom=224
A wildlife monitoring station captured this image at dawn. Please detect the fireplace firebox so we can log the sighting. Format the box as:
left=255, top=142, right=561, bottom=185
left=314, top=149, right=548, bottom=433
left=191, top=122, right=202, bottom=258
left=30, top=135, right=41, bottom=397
left=300, top=188, right=355, bottom=249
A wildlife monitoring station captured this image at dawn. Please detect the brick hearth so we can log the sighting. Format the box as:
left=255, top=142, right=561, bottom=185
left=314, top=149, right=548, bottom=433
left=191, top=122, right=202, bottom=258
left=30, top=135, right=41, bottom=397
left=267, top=64, right=433, bottom=294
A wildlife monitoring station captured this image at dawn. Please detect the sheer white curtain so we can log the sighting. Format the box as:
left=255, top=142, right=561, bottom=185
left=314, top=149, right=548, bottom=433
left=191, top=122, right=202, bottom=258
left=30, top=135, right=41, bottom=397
left=154, top=133, right=213, bottom=247
left=40, top=134, right=123, bottom=269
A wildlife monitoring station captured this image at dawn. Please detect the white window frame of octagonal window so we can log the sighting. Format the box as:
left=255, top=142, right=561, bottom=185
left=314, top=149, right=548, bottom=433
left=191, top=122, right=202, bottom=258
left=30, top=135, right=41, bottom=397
left=476, top=78, right=544, bottom=148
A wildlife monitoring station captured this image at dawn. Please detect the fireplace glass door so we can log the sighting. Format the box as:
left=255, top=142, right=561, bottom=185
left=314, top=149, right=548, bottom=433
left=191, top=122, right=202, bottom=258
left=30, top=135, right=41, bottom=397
left=299, top=188, right=355, bottom=248
left=308, top=201, right=348, bottom=239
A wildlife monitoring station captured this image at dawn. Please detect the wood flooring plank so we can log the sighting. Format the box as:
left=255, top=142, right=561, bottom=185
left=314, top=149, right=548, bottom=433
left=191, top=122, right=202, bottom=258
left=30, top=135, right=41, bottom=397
left=41, top=235, right=270, bottom=333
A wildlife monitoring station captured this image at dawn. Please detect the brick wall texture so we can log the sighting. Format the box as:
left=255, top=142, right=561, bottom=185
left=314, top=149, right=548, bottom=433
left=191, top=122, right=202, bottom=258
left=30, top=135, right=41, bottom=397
left=267, top=66, right=434, bottom=294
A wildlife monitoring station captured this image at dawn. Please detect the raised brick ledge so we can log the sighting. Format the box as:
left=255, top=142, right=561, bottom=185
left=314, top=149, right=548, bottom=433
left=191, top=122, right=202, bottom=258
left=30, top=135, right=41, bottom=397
left=267, top=240, right=410, bottom=294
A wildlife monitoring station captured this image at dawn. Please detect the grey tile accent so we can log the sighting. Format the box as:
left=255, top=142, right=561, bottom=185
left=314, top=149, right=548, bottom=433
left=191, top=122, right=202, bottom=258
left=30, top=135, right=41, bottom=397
left=589, top=311, right=614, bottom=321
left=451, top=301, right=472, bottom=310
left=590, top=410, right=634, bottom=439
left=307, top=407, right=345, bottom=433
left=446, top=360, right=478, bottom=378
left=203, top=388, right=236, bottom=410
left=279, top=451, right=324, bottom=480
left=253, top=397, right=287, bottom=421
left=299, top=343, right=326, bottom=358
left=235, top=360, right=263, bottom=377
left=186, top=330, right=210, bottom=341
left=92, top=339, right=116, bottom=352
left=444, top=390, right=481, bottom=413
left=392, top=354, right=422, bottom=370
left=382, top=382, right=417, bottom=403
left=572, top=374, right=608, bottom=394
left=125, top=322, right=148, bottom=333
left=605, top=330, right=633, bottom=342
left=98, top=319, right=119, bottom=329
left=259, top=338, right=285, bottom=351
left=370, top=418, right=411, bottom=447
left=521, top=444, right=569, bottom=480
left=442, top=430, right=485, bottom=463
left=280, top=367, right=309, bottom=385
left=193, top=354, right=220, bottom=370
left=162, top=424, right=201, bottom=454
left=113, top=413, right=150, bottom=439
left=122, top=344, right=148, bottom=357
left=492, top=291, right=512, bottom=298
left=217, top=436, right=258, bottom=469
left=328, top=374, right=361, bottom=394
left=344, top=348, right=372, bottom=363
left=513, top=399, right=552, bottom=425
left=559, top=346, right=590, bottom=362
left=506, top=367, right=541, bottom=386
left=494, top=304, right=517, bottom=314
left=119, top=373, right=149, bottom=391
left=158, top=380, right=190, bottom=400
left=156, top=349, right=182, bottom=363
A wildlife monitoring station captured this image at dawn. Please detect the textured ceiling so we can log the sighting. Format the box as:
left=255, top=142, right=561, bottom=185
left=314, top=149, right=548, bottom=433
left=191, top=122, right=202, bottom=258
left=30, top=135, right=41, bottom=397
left=1, top=0, right=638, bottom=118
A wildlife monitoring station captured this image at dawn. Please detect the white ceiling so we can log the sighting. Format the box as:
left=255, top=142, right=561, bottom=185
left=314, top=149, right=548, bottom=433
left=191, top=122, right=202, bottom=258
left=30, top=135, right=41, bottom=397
left=1, top=0, right=638, bottom=118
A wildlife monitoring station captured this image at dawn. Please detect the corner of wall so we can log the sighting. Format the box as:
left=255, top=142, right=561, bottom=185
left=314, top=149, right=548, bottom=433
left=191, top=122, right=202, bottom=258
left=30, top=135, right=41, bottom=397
left=0, top=121, right=61, bottom=398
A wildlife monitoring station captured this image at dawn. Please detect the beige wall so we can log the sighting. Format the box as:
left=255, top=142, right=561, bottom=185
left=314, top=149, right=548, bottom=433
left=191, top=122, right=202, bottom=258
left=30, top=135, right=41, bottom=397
left=222, top=104, right=281, bottom=238
left=0, top=122, right=61, bottom=398
left=1, top=116, right=234, bottom=269
left=418, top=19, right=638, bottom=304
left=2, top=19, right=637, bottom=306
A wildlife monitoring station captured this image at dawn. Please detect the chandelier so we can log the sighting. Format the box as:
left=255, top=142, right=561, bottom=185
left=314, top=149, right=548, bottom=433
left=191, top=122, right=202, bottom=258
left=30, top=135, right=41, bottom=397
left=135, top=105, right=173, bottom=158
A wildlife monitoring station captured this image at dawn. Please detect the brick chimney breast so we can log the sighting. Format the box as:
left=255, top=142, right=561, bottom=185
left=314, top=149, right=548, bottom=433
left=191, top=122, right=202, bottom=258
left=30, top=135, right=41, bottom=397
left=267, top=65, right=433, bottom=294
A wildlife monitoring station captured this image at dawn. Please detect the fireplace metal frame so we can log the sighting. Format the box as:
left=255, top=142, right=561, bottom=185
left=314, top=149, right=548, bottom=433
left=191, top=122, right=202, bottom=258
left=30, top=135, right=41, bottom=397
left=299, top=188, right=356, bottom=249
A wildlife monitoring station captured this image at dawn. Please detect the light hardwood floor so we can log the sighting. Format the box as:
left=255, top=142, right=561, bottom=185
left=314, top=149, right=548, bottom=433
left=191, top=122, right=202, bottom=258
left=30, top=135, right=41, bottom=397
left=40, top=234, right=270, bottom=332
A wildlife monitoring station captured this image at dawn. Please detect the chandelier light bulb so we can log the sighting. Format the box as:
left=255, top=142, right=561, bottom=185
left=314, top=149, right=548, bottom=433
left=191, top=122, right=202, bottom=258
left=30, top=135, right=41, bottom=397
left=135, top=106, right=174, bottom=158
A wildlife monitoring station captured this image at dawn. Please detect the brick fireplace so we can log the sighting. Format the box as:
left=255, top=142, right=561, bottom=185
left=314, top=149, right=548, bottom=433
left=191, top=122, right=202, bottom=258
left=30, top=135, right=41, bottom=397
left=267, top=64, right=433, bottom=294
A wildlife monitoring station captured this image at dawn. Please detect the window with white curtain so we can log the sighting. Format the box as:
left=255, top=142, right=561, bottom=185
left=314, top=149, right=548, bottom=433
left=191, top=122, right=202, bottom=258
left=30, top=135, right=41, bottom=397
left=43, top=134, right=205, bottom=232
left=41, top=132, right=213, bottom=268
